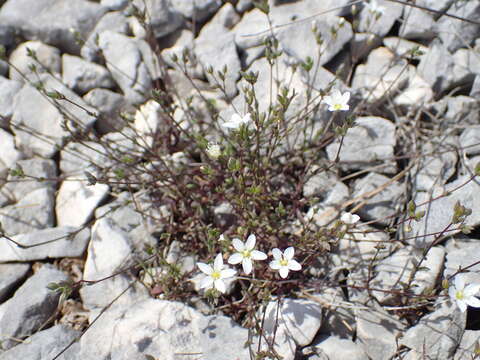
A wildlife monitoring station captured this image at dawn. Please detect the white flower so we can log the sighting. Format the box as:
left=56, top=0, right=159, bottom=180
left=366, top=0, right=385, bottom=15
left=227, top=234, right=267, bottom=274
left=269, top=247, right=302, bottom=279
left=197, top=253, right=236, bottom=293
left=206, top=142, right=221, bottom=159
left=341, top=212, right=360, bottom=225
left=448, top=275, right=480, bottom=313
left=221, top=113, right=252, bottom=131
left=323, top=90, right=350, bottom=112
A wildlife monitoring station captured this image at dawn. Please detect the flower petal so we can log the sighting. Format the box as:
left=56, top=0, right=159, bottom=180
left=279, top=267, right=289, bottom=279
left=197, top=262, right=213, bottom=275
left=269, top=260, right=281, bottom=270
left=242, top=113, right=252, bottom=124
left=455, top=275, right=465, bottom=291
left=220, top=268, right=237, bottom=279
left=288, top=259, right=302, bottom=271
left=272, top=248, right=282, bottom=260
left=284, top=247, right=295, bottom=260
left=251, top=250, right=267, bottom=260
left=245, top=234, right=256, bottom=250
left=232, top=238, right=245, bottom=252
left=214, top=279, right=226, bottom=293
left=448, top=286, right=456, bottom=301
left=464, top=283, right=480, bottom=297
left=200, top=276, right=214, bottom=289
left=342, top=91, right=351, bottom=103
left=213, top=253, right=224, bottom=271
left=323, top=96, right=332, bottom=105
left=242, top=258, right=253, bottom=274
left=457, top=299, right=467, bottom=313
left=228, top=253, right=243, bottom=265
left=466, top=296, right=480, bottom=308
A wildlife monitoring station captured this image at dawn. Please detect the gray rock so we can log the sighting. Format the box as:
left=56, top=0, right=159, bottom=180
left=444, top=242, right=480, bottom=285
left=0, top=0, right=106, bottom=54
left=94, top=192, right=158, bottom=251
left=352, top=172, right=404, bottom=226
left=0, top=324, right=79, bottom=360
left=80, top=298, right=251, bottom=359
left=59, top=141, right=110, bottom=177
left=11, top=74, right=97, bottom=158
left=131, top=0, right=183, bottom=38
left=2, top=157, right=57, bottom=201
left=338, top=224, right=393, bottom=271
left=400, top=303, right=466, bottom=360
left=470, top=75, right=480, bottom=97
left=80, top=218, right=149, bottom=310
left=80, top=11, right=130, bottom=61
left=101, top=0, right=128, bottom=11
left=62, top=54, right=115, bottom=95
left=313, top=336, right=369, bottom=360
left=0, top=226, right=90, bottom=262
left=357, top=0, right=403, bottom=37
left=303, top=167, right=349, bottom=202
left=236, top=0, right=253, bottom=13
left=0, top=59, right=7, bottom=77
left=394, top=69, right=434, bottom=108
left=351, top=33, right=382, bottom=61
left=260, top=298, right=323, bottom=360
left=56, top=178, right=109, bottom=227
left=170, top=0, right=222, bottom=21
left=98, top=31, right=153, bottom=105
left=0, top=24, right=14, bottom=47
left=410, top=136, right=457, bottom=191
left=0, top=187, right=55, bottom=235
left=276, top=16, right=353, bottom=68
left=213, top=201, right=235, bottom=228
left=232, top=8, right=269, bottom=50
left=0, top=77, right=23, bottom=128
left=161, top=29, right=200, bottom=76
left=83, top=88, right=130, bottom=133
left=195, top=21, right=241, bottom=99
left=452, top=48, right=480, bottom=88
left=0, top=264, right=68, bottom=349
left=309, top=288, right=356, bottom=338
left=400, top=7, right=436, bottom=40
left=0, top=263, right=30, bottom=302
left=418, top=39, right=456, bottom=94
left=454, top=330, right=480, bottom=360
left=352, top=47, right=410, bottom=102
left=8, top=40, right=61, bottom=82
left=355, top=305, right=405, bottom=360
left=443, top=96, right=480, bottom=127
left=383, top=37, right=428, bottom=61
left=0, top=128, right=23, bottom=181
left=326, top=116, right=396, bottom=174
left=437, top=0, right=480, bottom=52
left=460, top=125, right=480, bottom=156
left=409, top=176, right=480, bottom=248
left=371, top=246, right=445, bottom=304
left=416, top=0, right=454, bottom=14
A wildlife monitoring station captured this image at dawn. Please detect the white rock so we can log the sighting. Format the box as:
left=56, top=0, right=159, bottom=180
left=130, top=0, right=183, bottom=38
left=170, top=0, right=221, bottom=21
left=0, top=76, right=23, bottom=128
left=11, top=74, right=97, bottom=158
left=80, top=218, right=149, bottom=310
left=56, top=178, right=109, bottom=227
left=459, top=126, right=480, bottom=156
left=352, top=47, right=409, bottom=101
left=0, top=128, right=23, bottom=181
left=0, top=187, right=54, bottom=235
left=0, top=226, right=90, bottom=262
left=326, top=116, right=396, bottom=174
left=400, top=7, right=436, bottom=40
left=80, top=299, right=252, bottom=360
left=8, top=40, right=61, bottom=82
left=357, top=0, right=403, bottom=37
left=400, top=302, right=465, bottom=360
left=355, top=305, right=405, bottom=360
left=62, top=54, right=115, bottom=94
left=260, top=298, right=323, bottom=360
left=418, top=39, right=455, bottom=94
left=314, top=336, right=369, bottom=360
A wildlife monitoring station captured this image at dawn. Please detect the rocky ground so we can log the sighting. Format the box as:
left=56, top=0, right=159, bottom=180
left=0, top=0, right=480, bottom=359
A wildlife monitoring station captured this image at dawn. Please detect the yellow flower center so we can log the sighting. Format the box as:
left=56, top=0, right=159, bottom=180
left=333, top=103, right=342, bottom=111
left=280, top=258, right=289, bottom=266
left=211, top=271, right=221, bottom=280
left=456, top=290, right=464, bottom=300
left=241, top=249, right=252, bottom=258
